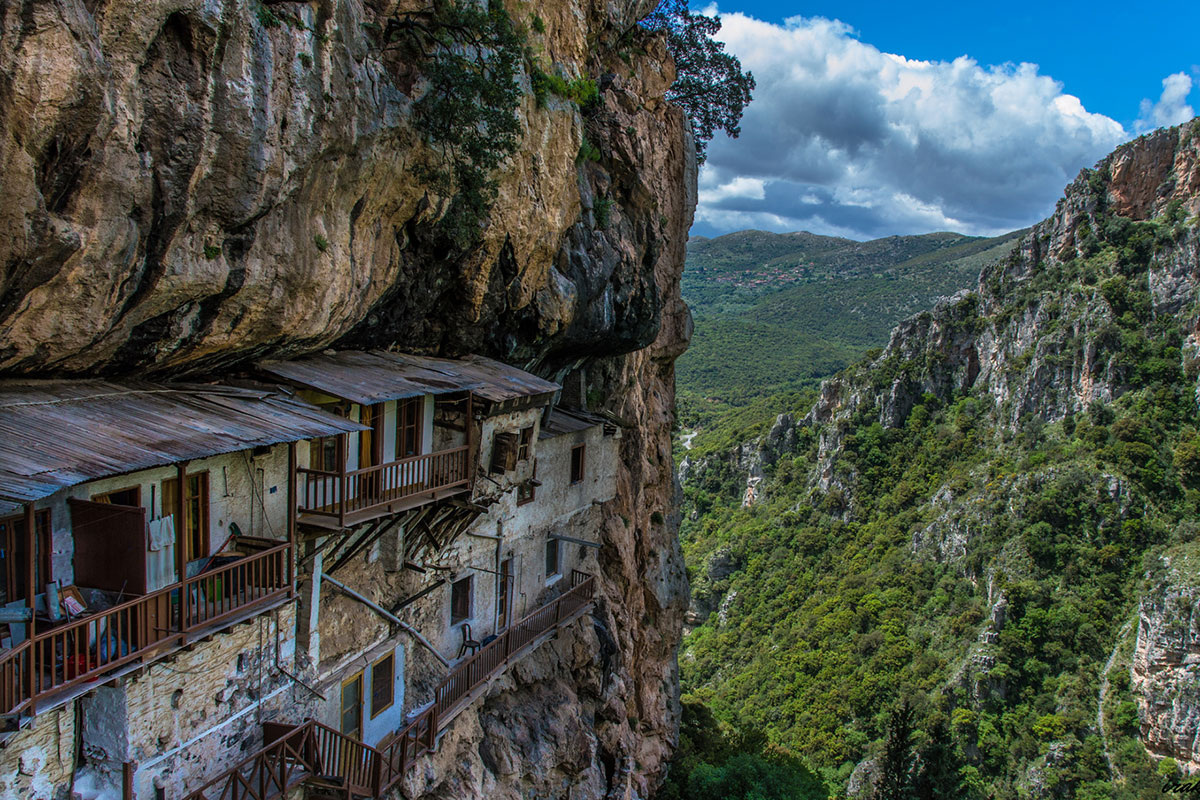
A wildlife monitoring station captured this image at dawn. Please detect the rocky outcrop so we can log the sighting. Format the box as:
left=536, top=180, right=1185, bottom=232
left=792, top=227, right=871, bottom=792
left=1132, top=547, right=1200, bottom=773
left=0, top=0, right=693, bottom=797
left=805, top=121, right=1200, bottom=483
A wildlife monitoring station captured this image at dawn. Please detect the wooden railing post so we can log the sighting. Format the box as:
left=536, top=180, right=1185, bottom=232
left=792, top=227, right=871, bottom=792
left=176, top=461, right=189, bottom=632
left=287, top=442, right=297, bottom=589
left=23, top=502, right=36, bottom=714
left=337, top=434, right=347, bottom=528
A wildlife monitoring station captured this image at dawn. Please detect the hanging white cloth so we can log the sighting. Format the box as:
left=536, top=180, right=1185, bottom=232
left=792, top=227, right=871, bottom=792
left=146, top=516, right=177, bottom=591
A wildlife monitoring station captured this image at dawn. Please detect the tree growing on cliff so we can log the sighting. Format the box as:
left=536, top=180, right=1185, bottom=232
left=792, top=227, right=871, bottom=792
left=381, top=1, right=524, bottom=248
left=641, top=0, right=754, bottom=163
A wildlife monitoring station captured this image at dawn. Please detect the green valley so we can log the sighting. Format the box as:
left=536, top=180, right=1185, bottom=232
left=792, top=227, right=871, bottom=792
left=671, top=123, right=1200, bottom=799
left=678, top=229, right=1024, bottom=426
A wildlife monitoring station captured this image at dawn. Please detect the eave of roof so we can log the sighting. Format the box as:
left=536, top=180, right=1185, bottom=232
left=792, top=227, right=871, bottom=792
left=256, top=351, right=560, bottom=407
left=0, top=380, right=365, bottom=504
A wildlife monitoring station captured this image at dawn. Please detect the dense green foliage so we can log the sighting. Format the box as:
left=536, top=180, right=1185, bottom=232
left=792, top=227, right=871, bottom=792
left=674, top=187, right=1200, bottom=797
left=641, top=0, right=755, bottom=163
left=382, top=2, right=525, bottom=248
left=677, top=230, right=1023, bottom=414
left=661, top=701, right=828, bottom=800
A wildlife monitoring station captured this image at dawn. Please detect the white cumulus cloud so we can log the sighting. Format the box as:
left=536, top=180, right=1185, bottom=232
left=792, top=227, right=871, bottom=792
left=1136, top=72, right=1195, bottom=133
left=694, top=13, right=1129, bottom=239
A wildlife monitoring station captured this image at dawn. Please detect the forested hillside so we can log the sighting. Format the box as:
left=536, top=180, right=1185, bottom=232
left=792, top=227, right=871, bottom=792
left=678, top=229, right=1023, bottom=424
left=672, top=122, right=1200, bottom=799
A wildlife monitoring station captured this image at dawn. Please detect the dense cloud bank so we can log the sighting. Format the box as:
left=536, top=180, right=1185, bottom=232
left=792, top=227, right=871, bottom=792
left=693, top=13, right=1161, bottom=240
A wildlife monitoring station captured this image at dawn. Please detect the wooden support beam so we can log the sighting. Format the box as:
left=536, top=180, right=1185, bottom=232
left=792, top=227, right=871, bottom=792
left=176, top=461, right=188, bottom=631
left=287, top=442, right=297, bottom=588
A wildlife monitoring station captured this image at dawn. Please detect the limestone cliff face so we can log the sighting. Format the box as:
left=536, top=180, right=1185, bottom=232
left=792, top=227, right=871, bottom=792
left=0, top=0, right=693, bottom=796
left=805, top=123, right=1200, bottom=463
left=1132, top=548, right=1200, bottom=773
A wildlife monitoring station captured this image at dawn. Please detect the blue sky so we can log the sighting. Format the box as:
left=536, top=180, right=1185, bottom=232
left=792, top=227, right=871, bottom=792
left=692, top=1, right=1200, bottom=240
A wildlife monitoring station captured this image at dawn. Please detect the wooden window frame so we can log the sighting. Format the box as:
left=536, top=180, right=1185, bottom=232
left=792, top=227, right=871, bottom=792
left=545, top=537, right=561, bottom=580
left=517, top=426, right=533, bottom=461
left=396, top=397, right=423, bottom=459
left=569, top=443, right=586, bottom=485
left=311, top=403, right=349, bottom=472
left=162, top=472, right=210, bottom=563
left=517, top=459, right=537, bottom=506
left=0, top=509, right=52, bottom=604
left=451, top=575, right=472, bottom=625
left=90, top=485, right=142, bottom=507
left=340, top=671, right=364, bottom=739
left=370, top=652, right=395, bottom=719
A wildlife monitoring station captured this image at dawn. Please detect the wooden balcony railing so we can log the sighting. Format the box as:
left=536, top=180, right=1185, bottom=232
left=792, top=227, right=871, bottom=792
left=0, top=544, right=291, bottom=719
left=183, top=543, right=291, bottom=630
left=387, top=570, right=595, bottom=777
left=181, top=571, right=596, bottom=800
left=296, top=446, right=471, bottom=526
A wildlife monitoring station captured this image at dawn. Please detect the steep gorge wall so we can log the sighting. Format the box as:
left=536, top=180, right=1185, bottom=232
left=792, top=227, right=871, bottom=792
left=0, top=0, right=693, bottom=796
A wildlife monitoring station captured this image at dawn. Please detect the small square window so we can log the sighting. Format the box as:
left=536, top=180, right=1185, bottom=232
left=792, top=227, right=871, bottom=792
left=545, top=538, right=561, bottom=579
left=517, top=426, right=534, bottom=461
left=570, top=444, right=585, bottom=485
left=451, top=576, right=472, bottom=624
left=370, top=652, right=395, bottom=719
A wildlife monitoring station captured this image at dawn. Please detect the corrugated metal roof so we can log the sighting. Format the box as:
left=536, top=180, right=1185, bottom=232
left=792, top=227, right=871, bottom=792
left=540, top=408, right=607, bottom=439
left=0, top=380, right=365, bottom=504
left=257, top=351, right=560, bottom=407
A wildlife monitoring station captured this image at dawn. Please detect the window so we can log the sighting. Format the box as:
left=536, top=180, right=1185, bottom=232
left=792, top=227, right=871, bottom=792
left=396, top=398, right=423, bottom=458
left=0, top=510, right=51, bottom=605
left=310, top=403, right=348, bottom=472
left=517, top=460, right=537, bottom=506
left=310, top=434, right=340, bottom=472
left=545, top=538, right=560, bottom=580
left=91, top=486, right=141, bottom=507
left=517, top=426, right=533, bottom=461
left=570, top=444, right=585, bottom=485
left=162, top=472, right=209, bottom=562
left=370, top=652, right=395, bottom=718
left=451, top=576, right=472, bottom=624
left=490, top=432, right=518, bottom=473
left=340, top=672, right=363, bottom=738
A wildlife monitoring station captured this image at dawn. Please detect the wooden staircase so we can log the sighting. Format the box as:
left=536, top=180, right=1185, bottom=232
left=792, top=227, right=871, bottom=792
left=184, top=571, right=597, bottom=800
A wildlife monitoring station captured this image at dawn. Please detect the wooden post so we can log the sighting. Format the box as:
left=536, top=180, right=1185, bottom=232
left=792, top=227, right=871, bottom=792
left=122, top=761, right=134, bottom=800
left=465, top=392, right=474, bottom=490
left=23, top=502, right=36, bottom=713
left=287, top=441, right=297, bottom=590
left=337, top=433, right=347, bottom=528
left=176, top=461, right=188, bottom=632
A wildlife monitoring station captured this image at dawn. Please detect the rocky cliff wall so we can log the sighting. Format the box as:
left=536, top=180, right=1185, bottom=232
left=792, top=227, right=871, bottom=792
left=0, top=0, right=693, bottom=796
left=1133, top=546, right=1200, bottom=773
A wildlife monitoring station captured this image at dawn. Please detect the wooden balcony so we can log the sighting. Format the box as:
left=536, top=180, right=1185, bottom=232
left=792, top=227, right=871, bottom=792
left=0, top=544, right=291, bottom=719
left=185, top=571, right=596, bottom=800
left=295, top=446, right=472, bottom=529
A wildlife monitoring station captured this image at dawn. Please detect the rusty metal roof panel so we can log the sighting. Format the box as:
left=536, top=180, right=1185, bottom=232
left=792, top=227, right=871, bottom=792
left=540, top=408, right=606, bottom=439
left=0, top=380, right=366, bottom=504
left=256, top=351, right=560, bottom=406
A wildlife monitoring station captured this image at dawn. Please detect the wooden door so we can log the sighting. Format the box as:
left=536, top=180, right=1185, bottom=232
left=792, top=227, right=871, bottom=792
left=0, top=510, right=50, bottom=605
left=162, top=473, right=209, bottom=563
left=497, top=558, right=514, bottom=630
left=358, top=404, right=384, bottom=500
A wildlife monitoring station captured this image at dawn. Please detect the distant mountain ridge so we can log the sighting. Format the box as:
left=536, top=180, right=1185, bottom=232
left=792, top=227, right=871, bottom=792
left=678, top=227, right=1025, bottom=410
